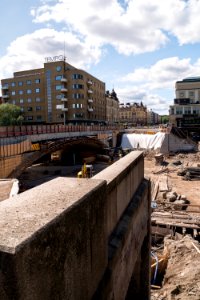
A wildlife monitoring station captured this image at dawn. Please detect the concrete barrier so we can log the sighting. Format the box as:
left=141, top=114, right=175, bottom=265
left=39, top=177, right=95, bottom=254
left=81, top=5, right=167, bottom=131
left=0, top=151, right=150, bottom=299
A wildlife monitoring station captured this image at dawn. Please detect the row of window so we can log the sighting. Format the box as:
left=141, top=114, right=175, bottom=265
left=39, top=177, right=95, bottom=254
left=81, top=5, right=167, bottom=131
left=174, top=109, right=200, bottom=115
left=3, top=79, right=40, bottom=88
left=20, top=106, right=42, bottom=112
left=12, top=98, right=42, bottom=104
left=10, top=88, right=40, bottom=95
left=3, top=73, right=73, bottom=88
left=179, top=91, right=199, bottom=97
left=25, top=115, right=42, bottom=121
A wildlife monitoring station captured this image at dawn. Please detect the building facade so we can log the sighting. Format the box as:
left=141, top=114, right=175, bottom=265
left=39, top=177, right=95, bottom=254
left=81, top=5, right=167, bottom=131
left=169, top=77, right=200, bottom=128
left=147, top=109, right=160, bottom=125
left=105, top=89, right=119, bottom=124
left=119, top=102, right=147, bottom=126
left=1, top=57, right=106, bottom=124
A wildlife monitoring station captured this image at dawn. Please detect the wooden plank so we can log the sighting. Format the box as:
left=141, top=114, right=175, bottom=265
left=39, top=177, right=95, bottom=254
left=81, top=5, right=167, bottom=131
left=152, top=219, right=200, bottom=229
left=158, top=175, right=169, bottom=192
left=152, top=180, right=159, bottom=201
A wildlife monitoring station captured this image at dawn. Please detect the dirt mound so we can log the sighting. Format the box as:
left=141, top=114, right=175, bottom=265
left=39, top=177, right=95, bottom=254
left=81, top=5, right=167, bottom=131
left=151, top=235, right=200, bottom=300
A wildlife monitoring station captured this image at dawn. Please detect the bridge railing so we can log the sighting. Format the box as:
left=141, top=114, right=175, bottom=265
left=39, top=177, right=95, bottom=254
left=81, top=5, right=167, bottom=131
left=0, top=124, right=122, bottom=138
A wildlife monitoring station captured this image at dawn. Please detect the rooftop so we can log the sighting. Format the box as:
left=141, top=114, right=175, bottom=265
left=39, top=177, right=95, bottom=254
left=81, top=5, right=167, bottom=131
left=177, top=76, right=200, bottom=83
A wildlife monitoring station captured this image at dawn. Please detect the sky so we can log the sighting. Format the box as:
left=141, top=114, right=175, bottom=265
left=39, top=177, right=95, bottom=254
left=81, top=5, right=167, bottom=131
left=1, top=0, right=200, bottom=115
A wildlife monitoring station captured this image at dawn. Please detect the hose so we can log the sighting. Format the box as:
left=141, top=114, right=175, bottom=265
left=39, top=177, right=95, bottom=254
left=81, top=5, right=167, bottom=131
left=151, top=251, right=158, bottom=284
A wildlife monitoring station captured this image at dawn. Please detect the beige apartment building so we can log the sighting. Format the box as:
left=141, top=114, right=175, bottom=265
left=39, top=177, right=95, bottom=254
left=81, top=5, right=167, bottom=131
left=169, top=77, right=200, bottom=127
left=119, top=102, right=147, bottom=126
left=1, top=56, right=106, bottom=124
left=105, top=89, right=119, bottom=124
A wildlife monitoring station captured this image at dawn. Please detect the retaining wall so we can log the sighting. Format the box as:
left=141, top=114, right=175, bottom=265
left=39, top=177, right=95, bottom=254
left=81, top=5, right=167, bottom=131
left=0, top=151, right=150, bottom=300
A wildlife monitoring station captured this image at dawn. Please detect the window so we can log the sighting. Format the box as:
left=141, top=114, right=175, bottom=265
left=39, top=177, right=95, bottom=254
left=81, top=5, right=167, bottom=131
left=176, top=109, right=182, bottom=115
left=189, top=91, right=194, bottom=97
left=72, top=93, right=84, bottom=99
left=26, top=80, right=31, bottom=85
left=35, top=97, right=41, bottom=102
left=56, top=85, right=62, bottom=90
left=55, top=75, right=62, bottom=80
left=11, top=82, right=16, bottom=87
left=11, top=91, right=16, bottom=95
left=35, top=79, right=40, bottom=84
left=27, top=107, right=33, bottom=111
left=27, top=98, right=32, bottom=103
left=35, top=88, right=40, bottom=93
left=73, top=113, right=83, bottom=118
left=72, top=103, right=83, bottom=108
left=36, top=106, right=41, bottom=111
left=27, top=116, right=33, bottom=121
left=180, top=91, right=184, bottom=97
left=20, top=107, right=24, bottom=112
left=36, top=115, right=42, bottom=121
left=56, top=95, right=62, bottom=100
left=20, top=99, right=24, bottom=104
left=19, top=90, right=23, bottom=95
left=72, top=84, right=84, bottom=89
left=12, top=100, right=16, bottom=104
left=72, top=74, right=83, bottom=80
left=18, top=81, right=23, bottom=86
left=56, top=66, right=62, bottom=72
left=27, top=89, right=32, bottom=94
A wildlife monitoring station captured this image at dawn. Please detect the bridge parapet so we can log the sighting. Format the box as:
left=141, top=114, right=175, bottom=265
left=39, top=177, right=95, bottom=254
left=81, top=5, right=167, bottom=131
left=0, top=152, right=150, bottom=300
left=0, top=124, right=121, bottom=138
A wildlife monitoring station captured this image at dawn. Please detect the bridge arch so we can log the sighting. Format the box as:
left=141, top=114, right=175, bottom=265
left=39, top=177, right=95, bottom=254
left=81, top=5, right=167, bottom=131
left=8, top=137, right=108, bottom=178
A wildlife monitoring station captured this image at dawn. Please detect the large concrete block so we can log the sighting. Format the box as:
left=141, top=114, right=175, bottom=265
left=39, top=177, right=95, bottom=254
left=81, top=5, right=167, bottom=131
left=0, top=177, right=107, bottom=300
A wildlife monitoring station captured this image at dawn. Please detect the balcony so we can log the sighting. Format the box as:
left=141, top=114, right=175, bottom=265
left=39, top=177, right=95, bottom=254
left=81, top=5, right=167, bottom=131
left=174, top=98, right=190, bottom=105
left=61, top=97, right=68, bottom=102
left=62, top=107, right=68, bottom=112
left=87, top=80, right=93, bottom=85
left=2, top=86, right=8, bottom=90
left=2, top=95, right=9, bottom=99
left=88, top=99, right=93, bottom=103
left=88, top=89, right=93, bottom=94
left=61, top=77, right=67, bottom=83
left=88, top=107, right=93, bottom=112
left=61, top=88, right=68, bottom=93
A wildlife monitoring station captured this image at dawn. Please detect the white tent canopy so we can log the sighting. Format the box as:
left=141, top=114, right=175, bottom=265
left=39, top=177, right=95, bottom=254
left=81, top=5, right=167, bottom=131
left=121, top=132, right=196, bottom=153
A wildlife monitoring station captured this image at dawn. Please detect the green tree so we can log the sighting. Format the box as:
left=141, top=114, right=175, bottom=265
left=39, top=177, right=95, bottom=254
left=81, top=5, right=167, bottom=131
left=0, top=103, right=24, bottom=126
left=160, top=115, right=169, bottom=124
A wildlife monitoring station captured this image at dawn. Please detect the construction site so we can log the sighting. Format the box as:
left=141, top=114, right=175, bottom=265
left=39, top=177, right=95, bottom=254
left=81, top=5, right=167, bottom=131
left=0, top=126, right=200, bottom=299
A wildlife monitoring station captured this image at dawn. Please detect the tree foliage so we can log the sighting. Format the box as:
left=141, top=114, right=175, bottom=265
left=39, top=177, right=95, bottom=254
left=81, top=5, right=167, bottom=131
left=0, top=103, right=24, bottom=126
left=160, top=115, right=169, bottom=124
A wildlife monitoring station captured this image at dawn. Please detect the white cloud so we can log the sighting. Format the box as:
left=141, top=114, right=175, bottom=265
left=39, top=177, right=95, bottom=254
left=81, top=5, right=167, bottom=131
left=116, top=55, right=200, bottom=114
left=121, top=57, right=200, bottom=89
left=0, top=28, right=102, bottom=80
left=30, top=0, right=200, bottom=55
left=117, top=86, right=169, bottom=114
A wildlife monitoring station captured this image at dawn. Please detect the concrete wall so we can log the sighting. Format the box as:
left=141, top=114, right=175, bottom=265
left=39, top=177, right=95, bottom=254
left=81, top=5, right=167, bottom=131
left=0, top=151, right=150, bottom=300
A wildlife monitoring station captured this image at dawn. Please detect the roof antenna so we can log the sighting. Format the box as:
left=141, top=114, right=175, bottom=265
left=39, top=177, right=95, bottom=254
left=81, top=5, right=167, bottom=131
left=64, top=41, right=66, bottom=63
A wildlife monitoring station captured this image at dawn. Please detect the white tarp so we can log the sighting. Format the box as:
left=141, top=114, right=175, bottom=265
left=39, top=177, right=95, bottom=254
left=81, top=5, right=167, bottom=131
left=121, top=132, right=196, bottom=153
left=121, top=132, right=166, bottom=150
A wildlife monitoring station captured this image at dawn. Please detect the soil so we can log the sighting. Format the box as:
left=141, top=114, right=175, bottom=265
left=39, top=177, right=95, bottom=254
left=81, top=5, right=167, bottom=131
left=144, top=151, right=200, bottom=211
left=151, top=235, right=200, bottom=300
left=145, top=151, right=200, bottom=300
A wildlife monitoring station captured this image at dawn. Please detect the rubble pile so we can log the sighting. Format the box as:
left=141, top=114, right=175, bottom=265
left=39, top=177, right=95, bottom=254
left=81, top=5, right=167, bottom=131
left=145, top=151, right=200, bottom=299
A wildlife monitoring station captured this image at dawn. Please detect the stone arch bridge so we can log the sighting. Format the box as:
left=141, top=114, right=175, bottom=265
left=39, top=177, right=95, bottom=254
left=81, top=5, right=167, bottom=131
left=8, top=137, right=108, bottom=179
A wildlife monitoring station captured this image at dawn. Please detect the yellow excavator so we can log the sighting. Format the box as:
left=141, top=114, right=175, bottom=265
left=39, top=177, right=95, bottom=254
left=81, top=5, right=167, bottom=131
left=77, top=163, right=93, bottom=178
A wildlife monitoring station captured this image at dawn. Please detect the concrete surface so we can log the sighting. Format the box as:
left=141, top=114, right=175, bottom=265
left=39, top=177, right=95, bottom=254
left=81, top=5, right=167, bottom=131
left=0, top=151, right=150, bottom=300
